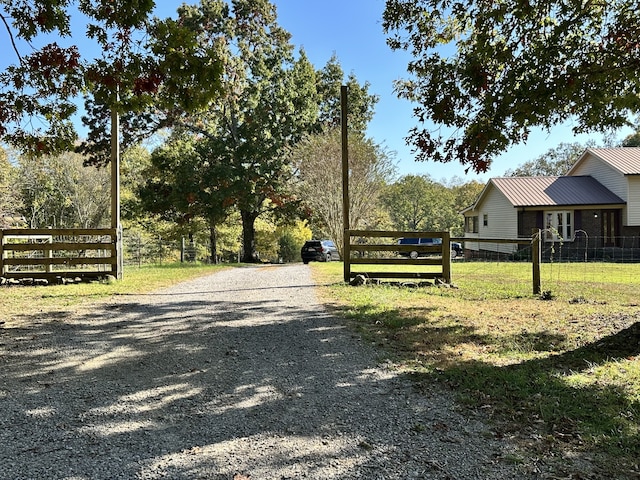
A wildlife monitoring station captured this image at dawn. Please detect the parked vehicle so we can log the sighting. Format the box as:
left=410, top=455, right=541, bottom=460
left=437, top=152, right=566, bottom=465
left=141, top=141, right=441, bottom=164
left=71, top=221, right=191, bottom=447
left=398, top=237, right=463, bottom=259
left=301, top=240, right=340, bottom=264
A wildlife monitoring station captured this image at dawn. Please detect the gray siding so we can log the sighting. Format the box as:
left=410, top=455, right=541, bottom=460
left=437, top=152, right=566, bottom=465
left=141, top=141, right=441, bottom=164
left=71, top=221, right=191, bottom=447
left=571, top=155, right=628, bottom=201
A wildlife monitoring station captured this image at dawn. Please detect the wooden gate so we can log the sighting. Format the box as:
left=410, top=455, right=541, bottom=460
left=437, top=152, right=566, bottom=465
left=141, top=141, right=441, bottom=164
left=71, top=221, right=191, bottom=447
left=0, top=228, right=120, bottom=281
left=344, top=230, right=451, bottom=283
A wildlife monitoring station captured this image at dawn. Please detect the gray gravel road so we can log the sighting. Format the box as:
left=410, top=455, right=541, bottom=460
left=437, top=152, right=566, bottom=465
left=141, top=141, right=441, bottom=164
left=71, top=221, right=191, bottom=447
left=1, top=264, right=533, bottom=479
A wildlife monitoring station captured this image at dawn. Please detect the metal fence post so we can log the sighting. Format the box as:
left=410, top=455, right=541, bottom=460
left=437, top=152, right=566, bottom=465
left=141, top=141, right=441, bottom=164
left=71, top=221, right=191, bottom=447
left=532, top=230, right=541, bottom=295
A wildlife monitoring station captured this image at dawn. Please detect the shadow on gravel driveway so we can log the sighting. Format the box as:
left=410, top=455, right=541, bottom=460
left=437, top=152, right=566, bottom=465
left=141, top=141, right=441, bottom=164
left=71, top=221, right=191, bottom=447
left=0, top=264, right=527, bottom=480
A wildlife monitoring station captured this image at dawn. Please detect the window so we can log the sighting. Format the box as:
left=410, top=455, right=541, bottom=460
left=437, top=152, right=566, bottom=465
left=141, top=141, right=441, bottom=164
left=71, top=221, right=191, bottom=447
left=465, top=215, right=479, bottom=233
left=544, top=210, right=573, bottom=242
left=483, top=214, right=488, bottom=227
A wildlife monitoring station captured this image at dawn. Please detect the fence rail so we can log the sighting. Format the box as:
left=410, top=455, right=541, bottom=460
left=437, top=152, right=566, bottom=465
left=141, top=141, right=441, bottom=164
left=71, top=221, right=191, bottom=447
left=0, top=228, right=119, bottom=281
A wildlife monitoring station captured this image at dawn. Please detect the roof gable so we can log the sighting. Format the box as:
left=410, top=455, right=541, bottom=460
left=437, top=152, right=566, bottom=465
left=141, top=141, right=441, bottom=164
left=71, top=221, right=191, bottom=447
left=568, top=147, right=640, bottom=175
left=484, top=176, right=624, bottom=208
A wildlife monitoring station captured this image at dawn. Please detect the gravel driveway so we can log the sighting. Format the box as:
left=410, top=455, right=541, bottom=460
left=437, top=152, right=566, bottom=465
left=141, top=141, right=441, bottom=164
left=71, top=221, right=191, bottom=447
left=1, top=264, right=532, bottom=479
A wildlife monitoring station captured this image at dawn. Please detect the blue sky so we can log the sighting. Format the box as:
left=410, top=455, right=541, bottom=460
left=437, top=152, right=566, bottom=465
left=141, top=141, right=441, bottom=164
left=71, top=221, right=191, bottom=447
left=3, top=0, right=634, bottom=182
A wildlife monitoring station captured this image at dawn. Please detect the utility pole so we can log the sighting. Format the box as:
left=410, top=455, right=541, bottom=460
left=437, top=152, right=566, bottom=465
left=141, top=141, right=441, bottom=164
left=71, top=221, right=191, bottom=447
left=111, top=104, right=123, bottom=279
left=341, top=85, right=350, bottom=283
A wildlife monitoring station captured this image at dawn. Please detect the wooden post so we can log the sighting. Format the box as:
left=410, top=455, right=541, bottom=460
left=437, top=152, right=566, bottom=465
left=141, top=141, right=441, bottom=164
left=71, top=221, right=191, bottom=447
left=341, top=85, right=350, bottom=283
left=0, top=229, right=4, bottom=277
left=441, top=232, right=451, bottom=283
left=532, top=229, right=541, bottom=295
left=44, top=236, right=52, bottom=274
left=111, top=106, right=123, bottom=279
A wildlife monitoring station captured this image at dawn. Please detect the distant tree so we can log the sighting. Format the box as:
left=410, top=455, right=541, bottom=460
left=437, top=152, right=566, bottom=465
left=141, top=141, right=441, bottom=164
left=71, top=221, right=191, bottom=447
left=315, top=54, right=379, bottom=134
left=381, top=174, right=454, bottom=232
left=504, top=142, right=595, bottom=177
left=381, top=175, right=437, bottom=231
left=448, top=178, right=485, bottom=237
left=16, top=152, right=110, bottom=228
left=119, top=144, right=152, bottom=222
left=292, top=129, right=396, bottom=255
left=622, top=131, right=640, bottom=147
left=0, top=148, right=23, bottom=225
left=277, top=221, right=311, bottom=263
left=278, top=232, right=299, bottom=263
left=383, top=0, right=640, bottom=173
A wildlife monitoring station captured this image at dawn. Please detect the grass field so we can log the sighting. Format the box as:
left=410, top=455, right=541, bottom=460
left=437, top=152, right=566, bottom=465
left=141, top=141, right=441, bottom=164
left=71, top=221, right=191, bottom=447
left=312, top=261, right=640, bottom=478
left=0, top=263, right=229, bottom=324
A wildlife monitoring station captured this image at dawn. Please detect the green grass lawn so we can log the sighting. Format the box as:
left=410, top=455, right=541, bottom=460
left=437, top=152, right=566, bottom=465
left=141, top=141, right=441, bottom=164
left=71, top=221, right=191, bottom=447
left=312, top=261, right=640, bottom=478
left=0, top=263, right=230, bottom=324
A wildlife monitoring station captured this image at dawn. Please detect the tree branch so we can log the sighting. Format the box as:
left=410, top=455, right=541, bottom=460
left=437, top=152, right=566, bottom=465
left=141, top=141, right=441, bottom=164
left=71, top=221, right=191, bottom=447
left=0, top=13, right=22, bottom=62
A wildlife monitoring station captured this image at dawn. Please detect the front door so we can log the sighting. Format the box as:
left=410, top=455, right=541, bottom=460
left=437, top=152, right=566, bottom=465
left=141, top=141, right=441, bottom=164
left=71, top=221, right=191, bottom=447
left=602, top=209, right=620, bottom=247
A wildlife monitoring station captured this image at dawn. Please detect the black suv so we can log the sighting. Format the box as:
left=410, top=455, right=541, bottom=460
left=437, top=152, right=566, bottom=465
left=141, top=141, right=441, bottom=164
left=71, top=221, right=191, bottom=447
left=398, top=237, right=464, bottom=259
left=301, top=240, right=339, bottom=264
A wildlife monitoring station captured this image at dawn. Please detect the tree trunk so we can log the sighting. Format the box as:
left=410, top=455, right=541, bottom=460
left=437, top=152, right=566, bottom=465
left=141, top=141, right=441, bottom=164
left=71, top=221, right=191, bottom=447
left=240, top=209, right=259, bottom=263
left=209, top=221, right=218, bottom=264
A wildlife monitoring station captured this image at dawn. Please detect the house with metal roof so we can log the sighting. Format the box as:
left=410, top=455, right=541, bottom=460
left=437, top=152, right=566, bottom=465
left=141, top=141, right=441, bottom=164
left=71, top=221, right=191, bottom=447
left=462, top=147, right=640, bottom=257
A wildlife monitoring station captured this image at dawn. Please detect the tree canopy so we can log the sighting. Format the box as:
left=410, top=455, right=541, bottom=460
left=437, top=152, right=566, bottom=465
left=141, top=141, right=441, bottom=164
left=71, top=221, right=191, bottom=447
left=315, top=54, right=379, bottom=135
left=504, top=142, right=594, bottom=177
left=16, top=151, right=110, bottom=228
left=1, top=0, right=223, bottom=160
left=622, top=130, right=640, bottom=147
left=383, top=0, right=640, bottom=173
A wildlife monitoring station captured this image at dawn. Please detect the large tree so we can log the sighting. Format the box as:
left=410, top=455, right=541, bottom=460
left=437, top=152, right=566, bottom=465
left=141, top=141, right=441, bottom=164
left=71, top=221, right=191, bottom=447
left=381, top=174, right=452, bottom=232
left=137, top=129, right=236, bottom=263
left=381, top=175, right=484, bottom=237
left=383, top=0, right=640, bottom=173
left=165, top=0, right=318, bottom=262
left=315, top=54, right=379, bottom=134
left=291, top=56, right=387, bottom=253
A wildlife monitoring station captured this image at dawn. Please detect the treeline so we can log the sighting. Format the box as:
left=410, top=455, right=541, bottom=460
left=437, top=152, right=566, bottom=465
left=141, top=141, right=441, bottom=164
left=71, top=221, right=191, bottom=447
left=0, top=142, right=483, bottom=263
left=4, top=129, right=637, bottom=264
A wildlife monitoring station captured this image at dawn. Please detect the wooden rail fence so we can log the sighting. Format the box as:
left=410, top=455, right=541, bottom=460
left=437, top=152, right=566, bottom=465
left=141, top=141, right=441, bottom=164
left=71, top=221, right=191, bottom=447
left=0, top=228, right=120, bottom=281
left=344, top=230, right=452, bottom=284
left=344, top=231, right=542, bottom=294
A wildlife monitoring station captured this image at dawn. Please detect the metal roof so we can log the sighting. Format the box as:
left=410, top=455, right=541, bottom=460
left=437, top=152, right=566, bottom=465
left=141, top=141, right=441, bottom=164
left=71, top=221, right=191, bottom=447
left=490, top=176, right=625, bottom=207
left=569, top=147, right=640, bottom=175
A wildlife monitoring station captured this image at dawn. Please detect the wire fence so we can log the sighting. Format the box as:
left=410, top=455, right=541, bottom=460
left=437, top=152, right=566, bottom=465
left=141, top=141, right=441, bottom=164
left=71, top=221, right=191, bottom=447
left=452, top=236, right=640, bottom=298
left=121, top=232, right=241, bottom=267
left=123, top=233, right=181, bottom=267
